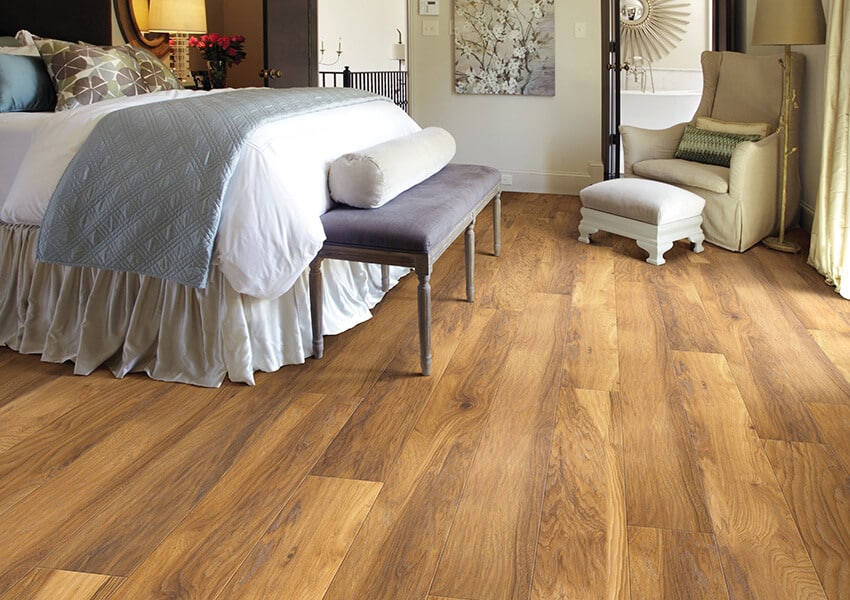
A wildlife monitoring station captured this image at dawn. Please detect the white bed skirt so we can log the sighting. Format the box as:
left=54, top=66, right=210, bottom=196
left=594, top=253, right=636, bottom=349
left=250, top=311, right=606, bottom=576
left=0, top=223, right=403, bottom=387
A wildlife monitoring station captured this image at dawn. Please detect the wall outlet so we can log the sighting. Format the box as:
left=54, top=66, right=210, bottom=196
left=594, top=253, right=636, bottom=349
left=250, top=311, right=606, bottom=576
left=422, top=20, right=439, bottom=36
left=501, top=173, right=513, bottom=186
left=574, top=22, right=587, bottom=38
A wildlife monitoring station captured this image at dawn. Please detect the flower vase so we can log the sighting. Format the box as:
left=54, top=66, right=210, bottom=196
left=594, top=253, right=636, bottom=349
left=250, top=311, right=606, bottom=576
left=208, top=60, right=228, bottom=89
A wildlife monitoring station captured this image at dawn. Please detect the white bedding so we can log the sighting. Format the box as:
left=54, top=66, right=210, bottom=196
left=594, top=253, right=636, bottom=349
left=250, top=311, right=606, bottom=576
left=0, top=89, right=420, bottom=299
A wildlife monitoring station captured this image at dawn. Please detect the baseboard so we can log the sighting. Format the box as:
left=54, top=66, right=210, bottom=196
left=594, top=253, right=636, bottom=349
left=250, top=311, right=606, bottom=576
left=800, top=202, right=815, bottom=234
left=497, top=162, right=604, bottom=195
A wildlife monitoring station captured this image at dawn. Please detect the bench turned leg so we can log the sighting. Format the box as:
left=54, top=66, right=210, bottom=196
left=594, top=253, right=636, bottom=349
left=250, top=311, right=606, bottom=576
left=416, top=269, right=432, bottom=376
left=465, top=219, right=475, bottom=302
left=309, top=257, right=324, bottom=359
left=381, top=264, right=390, bottom=292
left=494, top=191, right=502, bottom=257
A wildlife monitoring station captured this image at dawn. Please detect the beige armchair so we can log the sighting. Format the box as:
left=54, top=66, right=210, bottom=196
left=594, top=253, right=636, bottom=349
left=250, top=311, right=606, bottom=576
left=620, top=51, right=804, bottom=252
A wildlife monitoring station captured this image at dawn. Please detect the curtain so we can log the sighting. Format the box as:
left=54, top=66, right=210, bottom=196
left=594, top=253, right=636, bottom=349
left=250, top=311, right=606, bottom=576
left=809, top=0, right=850, bottom=298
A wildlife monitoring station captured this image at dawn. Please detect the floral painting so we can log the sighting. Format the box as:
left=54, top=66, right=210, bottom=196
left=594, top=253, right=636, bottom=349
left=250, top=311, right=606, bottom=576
left=454, top=0, right=555, bottom=96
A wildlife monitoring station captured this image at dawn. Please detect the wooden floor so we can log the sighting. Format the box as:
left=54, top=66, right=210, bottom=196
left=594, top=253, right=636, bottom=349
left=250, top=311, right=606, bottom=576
left=1, top=192, right=849, bottom=600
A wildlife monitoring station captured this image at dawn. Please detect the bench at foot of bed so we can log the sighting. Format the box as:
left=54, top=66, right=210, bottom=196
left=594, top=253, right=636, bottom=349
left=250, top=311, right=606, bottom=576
left=309, top=163, right=502, bottom=375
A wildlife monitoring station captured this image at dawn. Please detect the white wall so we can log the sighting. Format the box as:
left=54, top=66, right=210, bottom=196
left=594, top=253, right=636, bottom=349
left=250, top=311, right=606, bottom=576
left=408, top=0, right=604, bottom=194
left=319, top=0, right=407, bottom=72
left=651, top=0, right=710, bottom=72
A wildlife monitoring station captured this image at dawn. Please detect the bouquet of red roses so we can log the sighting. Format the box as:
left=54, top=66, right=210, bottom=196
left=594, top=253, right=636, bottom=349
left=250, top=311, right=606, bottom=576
left=188, top=33, right=247, bottom=68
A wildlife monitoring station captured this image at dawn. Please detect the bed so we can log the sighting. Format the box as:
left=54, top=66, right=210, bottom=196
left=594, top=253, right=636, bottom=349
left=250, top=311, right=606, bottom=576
left=0, top=31, right=423, bottom=387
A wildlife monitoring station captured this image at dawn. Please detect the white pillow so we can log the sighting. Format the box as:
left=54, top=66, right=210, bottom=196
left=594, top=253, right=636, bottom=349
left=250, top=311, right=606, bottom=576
left=328, top=126, right=456, bottom=208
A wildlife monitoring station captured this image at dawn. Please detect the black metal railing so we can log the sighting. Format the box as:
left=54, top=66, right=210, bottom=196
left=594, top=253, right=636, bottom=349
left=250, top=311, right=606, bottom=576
left=320, top=66, right=408, bottom=113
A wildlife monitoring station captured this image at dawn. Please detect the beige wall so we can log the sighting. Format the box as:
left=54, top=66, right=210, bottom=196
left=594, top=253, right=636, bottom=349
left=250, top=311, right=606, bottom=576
left=408, top=0, right=604, bottom=194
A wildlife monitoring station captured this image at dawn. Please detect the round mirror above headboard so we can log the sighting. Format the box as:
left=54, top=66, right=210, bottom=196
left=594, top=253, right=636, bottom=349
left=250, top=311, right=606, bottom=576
left=619, top=0, right=690, bottom=63
left=113, top=0, right=170, bottom=58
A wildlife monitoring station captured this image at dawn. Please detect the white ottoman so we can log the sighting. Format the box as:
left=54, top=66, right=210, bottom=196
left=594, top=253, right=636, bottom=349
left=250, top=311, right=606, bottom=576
left=578, top=179, right=705, bottom=265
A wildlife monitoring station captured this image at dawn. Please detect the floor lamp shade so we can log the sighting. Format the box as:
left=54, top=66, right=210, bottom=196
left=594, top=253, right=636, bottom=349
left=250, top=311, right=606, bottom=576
left=752, top=0, right=826, bottom=46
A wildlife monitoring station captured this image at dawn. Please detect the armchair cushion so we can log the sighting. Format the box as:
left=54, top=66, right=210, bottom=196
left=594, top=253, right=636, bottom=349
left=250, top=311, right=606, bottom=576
left=633, top=159, right=729, bottom=194
left=673, top=125, right=762, bottom=167
left=695, top=116, right=772, bottom=138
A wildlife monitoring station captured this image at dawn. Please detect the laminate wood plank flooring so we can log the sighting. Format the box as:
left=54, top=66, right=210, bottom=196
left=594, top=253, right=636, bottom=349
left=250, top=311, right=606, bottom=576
left=627, top=526, right=729, bottom=600
left=673, top=351, right=827, bottom=599
left=617, top=281, right=712, bottom=533
left=1, top=192, right=849, bottom=599
left=530, top=388, right=627, bottom=600
left=563, top=248, right=620, bottom=391
left=763, top=440, right=850, bottom=600
left=0, top=568, right=124, bottom=600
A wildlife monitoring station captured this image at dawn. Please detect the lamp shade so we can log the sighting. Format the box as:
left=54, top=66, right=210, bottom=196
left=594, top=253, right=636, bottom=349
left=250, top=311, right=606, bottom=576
left=752, top=0, right=826, bottom=46
left=391, top=42, right=406, bottom=61
left=147, top=0, right=208, bottom=34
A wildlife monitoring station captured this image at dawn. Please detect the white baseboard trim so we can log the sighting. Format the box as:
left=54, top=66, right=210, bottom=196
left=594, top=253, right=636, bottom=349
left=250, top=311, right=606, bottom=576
left=497, top=162, right=605, bottom=195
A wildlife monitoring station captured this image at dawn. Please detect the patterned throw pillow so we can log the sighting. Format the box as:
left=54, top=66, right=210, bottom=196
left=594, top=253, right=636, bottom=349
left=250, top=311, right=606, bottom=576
left=36, top=39, right=147, bottom=111
left=115, top=45, right=183, bottom=92
left=674, top=125, right=762, bottom=168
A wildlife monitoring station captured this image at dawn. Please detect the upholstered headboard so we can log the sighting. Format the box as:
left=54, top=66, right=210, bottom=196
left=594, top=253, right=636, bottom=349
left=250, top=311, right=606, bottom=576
left=0, top=0, right=111, bottom=45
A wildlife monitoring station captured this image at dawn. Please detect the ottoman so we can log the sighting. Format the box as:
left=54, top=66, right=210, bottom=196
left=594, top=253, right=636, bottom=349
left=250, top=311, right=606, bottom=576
left=578, top=178, right=705, bottom=265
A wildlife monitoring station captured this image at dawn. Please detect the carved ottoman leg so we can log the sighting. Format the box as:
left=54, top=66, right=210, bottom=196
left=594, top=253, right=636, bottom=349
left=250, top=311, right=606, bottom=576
left=309, top=257, right=324, bottom=359
left=577, top=219, right=598, bottom=244
left=465, top=219, right=475, bottom=302
left=690, top=230, right=705, bottom=254
left=493, top=191, right=502, bottom=257
left=637, top=240, right=673, bottom=266
left=416, top=268, right=432, bottom=376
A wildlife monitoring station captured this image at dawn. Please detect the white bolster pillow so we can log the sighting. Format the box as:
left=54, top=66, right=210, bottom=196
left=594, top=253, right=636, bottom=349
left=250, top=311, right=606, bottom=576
left=329, top=126, right=456, bottom=208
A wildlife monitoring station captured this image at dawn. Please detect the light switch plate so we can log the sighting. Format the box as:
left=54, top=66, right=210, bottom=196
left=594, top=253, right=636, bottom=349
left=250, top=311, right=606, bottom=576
left=419, top=0, right=439, bottom=15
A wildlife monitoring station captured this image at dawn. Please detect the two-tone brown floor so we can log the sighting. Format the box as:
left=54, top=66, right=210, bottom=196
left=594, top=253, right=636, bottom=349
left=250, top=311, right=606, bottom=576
left=0, top=192, right=848, bottom=599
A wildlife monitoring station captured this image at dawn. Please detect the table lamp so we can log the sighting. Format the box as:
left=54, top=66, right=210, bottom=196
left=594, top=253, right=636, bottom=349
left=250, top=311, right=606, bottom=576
left=147, top=0, right=208, bottom=85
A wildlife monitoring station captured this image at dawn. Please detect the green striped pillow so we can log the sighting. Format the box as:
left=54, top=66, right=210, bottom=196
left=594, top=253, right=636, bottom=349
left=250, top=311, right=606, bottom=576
left=674, top=125, right=761, bottom=167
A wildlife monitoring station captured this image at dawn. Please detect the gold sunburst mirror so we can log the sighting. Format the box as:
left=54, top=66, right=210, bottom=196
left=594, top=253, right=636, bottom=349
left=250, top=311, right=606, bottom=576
left=113, top=0, right=170, bottom=58
left=620, top=0, right=690, bottom=62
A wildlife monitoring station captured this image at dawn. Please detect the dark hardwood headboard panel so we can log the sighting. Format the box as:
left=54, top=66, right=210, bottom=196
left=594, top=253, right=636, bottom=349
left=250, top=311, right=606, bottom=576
left=0, top=0, right=111, bottom=45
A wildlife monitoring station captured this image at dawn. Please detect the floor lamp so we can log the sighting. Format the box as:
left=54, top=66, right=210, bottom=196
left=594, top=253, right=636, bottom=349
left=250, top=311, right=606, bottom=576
left=752, top=0, right=826, bottom=253
left=147, top=0, right=208, bottom=86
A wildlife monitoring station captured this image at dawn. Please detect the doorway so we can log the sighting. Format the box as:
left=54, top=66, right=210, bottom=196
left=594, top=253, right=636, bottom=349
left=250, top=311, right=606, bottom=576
left=602, top=0, right=745, bottom=179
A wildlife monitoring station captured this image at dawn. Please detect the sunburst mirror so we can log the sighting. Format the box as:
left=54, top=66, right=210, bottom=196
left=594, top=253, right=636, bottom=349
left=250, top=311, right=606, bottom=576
left=620, top=0, right=690, bottom=62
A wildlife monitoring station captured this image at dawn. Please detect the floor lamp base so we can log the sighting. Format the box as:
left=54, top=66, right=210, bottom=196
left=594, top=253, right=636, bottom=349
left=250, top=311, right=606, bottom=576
left=763, top=236, right=800, bottom=253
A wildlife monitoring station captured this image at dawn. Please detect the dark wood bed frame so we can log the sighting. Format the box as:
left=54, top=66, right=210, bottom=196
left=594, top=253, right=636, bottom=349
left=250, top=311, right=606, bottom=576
left=0, top=0, right=111, bottom=45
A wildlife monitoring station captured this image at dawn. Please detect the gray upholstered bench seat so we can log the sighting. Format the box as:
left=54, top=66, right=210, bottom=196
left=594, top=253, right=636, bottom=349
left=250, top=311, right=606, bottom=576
left=309, top=163, right=502, bottom=375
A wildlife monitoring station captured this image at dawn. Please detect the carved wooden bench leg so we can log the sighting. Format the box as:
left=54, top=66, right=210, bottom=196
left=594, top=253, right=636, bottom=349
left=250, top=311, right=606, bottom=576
left=309, top=257, right=324, bottom=359
left=465, top=216, right=475, bottom=302
left=494, top=191, right=502, bottom=257
left=415, top=266, right=432, bottom=376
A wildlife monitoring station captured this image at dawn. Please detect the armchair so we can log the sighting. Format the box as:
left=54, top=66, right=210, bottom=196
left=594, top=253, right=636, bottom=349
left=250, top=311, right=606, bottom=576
left=620, top=51, right=804, bottom=252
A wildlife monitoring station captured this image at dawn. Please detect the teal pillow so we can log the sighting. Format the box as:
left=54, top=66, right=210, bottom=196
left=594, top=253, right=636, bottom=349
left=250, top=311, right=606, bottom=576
left=674, top=124, right=761, bottom=168
left=0, top=54, right=56, bottom=112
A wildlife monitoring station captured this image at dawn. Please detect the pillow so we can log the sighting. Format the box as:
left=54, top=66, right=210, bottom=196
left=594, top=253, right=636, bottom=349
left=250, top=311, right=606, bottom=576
left=0, top=54, right=56, bottom=112
left=36, top=38, right=146, bottom=111
left=114, top=45, right=182, bottom=92
left=673, top=125, right=761, bottom=168
left=695, top=116, right=772, bottom=139
left=329, top=127, right=457, bottom=208
left=0, top=45, right=40, bottom=56
left=0, top=36, right=21, bottom=47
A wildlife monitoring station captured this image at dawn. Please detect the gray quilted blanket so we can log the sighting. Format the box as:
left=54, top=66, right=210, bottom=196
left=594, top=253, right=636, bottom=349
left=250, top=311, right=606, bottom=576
left=36, top=87, right=384, bottom=288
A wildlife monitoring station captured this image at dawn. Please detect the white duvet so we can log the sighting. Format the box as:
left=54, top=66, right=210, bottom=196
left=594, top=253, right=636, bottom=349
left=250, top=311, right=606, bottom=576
left=0, top=88, right=420, bottom=299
